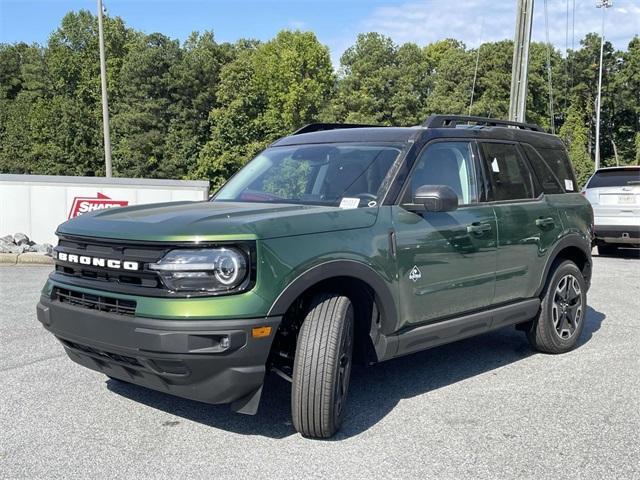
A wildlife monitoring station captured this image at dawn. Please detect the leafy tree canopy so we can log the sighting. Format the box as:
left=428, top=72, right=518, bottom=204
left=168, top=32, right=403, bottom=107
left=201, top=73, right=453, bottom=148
left=0, top=10, right=638, bottom=188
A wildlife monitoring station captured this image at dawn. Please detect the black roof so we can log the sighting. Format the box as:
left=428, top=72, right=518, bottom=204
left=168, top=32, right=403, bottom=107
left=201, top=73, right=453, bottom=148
left=272, top=124, right=564, bottom=150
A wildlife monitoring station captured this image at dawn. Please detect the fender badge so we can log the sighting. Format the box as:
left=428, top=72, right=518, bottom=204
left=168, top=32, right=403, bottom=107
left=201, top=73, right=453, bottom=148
left=409, top=266, right=422, bottom=282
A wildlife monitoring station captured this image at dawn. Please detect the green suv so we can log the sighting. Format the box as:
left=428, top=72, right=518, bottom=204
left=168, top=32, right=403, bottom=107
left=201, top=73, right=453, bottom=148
left=37, top=115, right=593, bottom=438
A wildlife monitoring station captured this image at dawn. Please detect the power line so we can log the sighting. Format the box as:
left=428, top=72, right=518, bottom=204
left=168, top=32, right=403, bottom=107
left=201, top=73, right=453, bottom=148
left=543, top=0, right=555, bottom=134
left=468, top=19, right=484, bottom=116
left=570, top=0, right=576, bottom=93
left=564, top=0, right=569, bottom=112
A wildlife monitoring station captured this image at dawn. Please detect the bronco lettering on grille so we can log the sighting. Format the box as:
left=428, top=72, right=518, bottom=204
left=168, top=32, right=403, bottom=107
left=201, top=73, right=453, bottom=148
left=55, top=251, right=139, bottom=271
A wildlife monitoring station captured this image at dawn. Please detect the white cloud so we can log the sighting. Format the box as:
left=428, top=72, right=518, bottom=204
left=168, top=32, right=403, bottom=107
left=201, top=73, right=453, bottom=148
left=349, top=0, right=639, bottom=55
left=288, top=19, right=308, bottom=30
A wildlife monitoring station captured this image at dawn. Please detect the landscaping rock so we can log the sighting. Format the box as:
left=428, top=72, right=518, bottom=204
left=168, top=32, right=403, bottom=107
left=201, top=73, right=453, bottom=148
left=9, top=244, right=29, bottom=254
left=28, top=243, right=53, bottom=255
left=0, top=239, right=13, bottom=253
left=13, top=233, right=30, bottom=246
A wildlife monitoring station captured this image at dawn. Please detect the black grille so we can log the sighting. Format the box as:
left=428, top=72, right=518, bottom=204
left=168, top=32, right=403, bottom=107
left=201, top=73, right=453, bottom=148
left=54, top=287, right=137, bottom=316
left=52, top=235, right=168, bottom=295
left=61, top=339, right=142, bottom=367
left=51, top=234, right=256, bottom=298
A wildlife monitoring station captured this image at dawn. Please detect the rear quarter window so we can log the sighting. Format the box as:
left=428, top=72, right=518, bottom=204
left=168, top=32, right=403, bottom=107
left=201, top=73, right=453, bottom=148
left=527, top=146, right=578, bottom=193
left=587, top=169, right=640, bottom=188
left=521, top=144, right=564, bottom=194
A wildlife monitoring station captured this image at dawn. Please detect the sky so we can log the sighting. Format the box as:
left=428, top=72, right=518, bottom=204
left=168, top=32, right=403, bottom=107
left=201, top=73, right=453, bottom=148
left=1, top=0, right=639, bottom=66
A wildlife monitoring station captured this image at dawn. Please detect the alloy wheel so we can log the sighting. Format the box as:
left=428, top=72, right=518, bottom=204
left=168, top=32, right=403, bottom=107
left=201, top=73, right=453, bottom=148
left=552, top=274, right=583, bottom=340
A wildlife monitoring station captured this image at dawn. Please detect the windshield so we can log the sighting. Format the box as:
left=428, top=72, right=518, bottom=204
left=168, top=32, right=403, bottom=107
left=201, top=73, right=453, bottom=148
left=214, top=144, right=402, bottom=207
left=587, top=168, right=640, bottom=188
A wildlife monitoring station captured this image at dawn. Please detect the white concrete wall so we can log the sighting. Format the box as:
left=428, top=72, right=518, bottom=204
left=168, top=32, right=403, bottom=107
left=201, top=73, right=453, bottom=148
left=0, top=175, right=209, bottom=245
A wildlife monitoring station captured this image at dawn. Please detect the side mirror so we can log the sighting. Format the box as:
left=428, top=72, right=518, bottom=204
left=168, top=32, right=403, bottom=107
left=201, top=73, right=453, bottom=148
left=406, top=185, right=459, bottom=212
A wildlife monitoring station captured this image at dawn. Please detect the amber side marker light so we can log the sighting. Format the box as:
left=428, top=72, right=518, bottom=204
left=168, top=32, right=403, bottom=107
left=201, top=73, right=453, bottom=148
left=252, top=326, right=272, bottom=338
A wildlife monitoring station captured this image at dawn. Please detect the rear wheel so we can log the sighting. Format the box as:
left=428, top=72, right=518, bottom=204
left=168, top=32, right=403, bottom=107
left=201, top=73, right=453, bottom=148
left=527, top=260, right=587, bottom=354
left=291, top=293, right=354, bottom=439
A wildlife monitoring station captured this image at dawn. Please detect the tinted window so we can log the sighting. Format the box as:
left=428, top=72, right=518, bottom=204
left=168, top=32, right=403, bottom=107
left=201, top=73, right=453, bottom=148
left=480, top=143, right=535, bottom=201
left=215, top=144, right=400, bottom=207
left=404, top=141, right=478, bottom=205
left=536, top=147, right=578, bottom=192
left=587, top=168, right=640, bottom=188
left=521, top=144, right=564, bottom=194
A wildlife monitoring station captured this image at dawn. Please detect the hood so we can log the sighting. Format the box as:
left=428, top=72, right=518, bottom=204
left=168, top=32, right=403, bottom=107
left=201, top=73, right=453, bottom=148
left=56, top=201, right=379, bottom=242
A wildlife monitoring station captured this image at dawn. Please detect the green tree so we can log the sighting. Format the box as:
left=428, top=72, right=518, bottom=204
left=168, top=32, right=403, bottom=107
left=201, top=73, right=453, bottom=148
left=195, top=31, right=334, bottom=188
left=612, top=36, right=640, bottom=164
left=2, top=13, right=640, bottom=186
left=567, top=33, right=618, bottom=165
left=111, top=33, right=182, bottom=178
left=560, top=89, right=594, bottom=186
left=330, top=33, right=398, bottom=124
left=163, top=32, right=235, bottom=179
left=423, top=40, right=473, bottom=115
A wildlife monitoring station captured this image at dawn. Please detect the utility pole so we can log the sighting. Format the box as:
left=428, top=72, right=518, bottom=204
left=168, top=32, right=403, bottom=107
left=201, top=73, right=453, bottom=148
left=97, top=0, right=112, bottom=177
left=509, top=0, right=534, bottom=123
left=594, top=0, right=612, bottom=171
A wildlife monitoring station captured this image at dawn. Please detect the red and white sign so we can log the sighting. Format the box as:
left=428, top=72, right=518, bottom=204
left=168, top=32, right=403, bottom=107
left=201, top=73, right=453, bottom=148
left=68, top=193, right=129, bottom=219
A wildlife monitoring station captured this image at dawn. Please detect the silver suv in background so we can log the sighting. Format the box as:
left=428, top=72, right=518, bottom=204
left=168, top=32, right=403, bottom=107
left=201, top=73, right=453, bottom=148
left=582, top=166, right=640, bottom=255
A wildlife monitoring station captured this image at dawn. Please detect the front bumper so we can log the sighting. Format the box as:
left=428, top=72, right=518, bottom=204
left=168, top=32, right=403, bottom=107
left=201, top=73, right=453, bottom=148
left=36, top=296, right=281, bottom=413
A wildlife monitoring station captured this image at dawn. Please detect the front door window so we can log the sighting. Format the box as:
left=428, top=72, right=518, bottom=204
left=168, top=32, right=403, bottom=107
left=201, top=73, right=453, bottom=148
left=403, top=141, right=478, bottom=206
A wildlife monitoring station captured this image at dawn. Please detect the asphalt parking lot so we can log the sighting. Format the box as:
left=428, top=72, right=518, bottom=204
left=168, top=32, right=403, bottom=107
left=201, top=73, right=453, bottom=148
left=1, top=253, right=639, bottom=480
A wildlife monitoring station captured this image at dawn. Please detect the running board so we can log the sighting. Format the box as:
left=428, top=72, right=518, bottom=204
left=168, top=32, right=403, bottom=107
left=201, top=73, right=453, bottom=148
left=381, top=298, right=540, bottom=360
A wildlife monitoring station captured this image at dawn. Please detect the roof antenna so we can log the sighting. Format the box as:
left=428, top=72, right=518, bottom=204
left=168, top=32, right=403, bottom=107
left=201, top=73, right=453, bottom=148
left=468, top=17, right=484, bottom=116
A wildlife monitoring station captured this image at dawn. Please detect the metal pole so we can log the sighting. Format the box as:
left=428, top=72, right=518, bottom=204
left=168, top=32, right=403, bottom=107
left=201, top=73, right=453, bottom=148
left=97, top=0, right=112, bottom=177
left=594, top=0, right=611, bottom=171
left=509, top=0, right=534, bottom=123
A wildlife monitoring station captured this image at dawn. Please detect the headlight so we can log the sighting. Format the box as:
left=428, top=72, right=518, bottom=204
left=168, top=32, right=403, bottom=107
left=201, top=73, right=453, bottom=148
left=149, top=248, right=248, bottom=293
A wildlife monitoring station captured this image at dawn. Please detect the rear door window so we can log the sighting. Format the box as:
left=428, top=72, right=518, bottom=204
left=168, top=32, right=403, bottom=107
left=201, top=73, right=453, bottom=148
left=480, top=142, right=536, bottom=201
left=587, top=169, right=640, bottom=188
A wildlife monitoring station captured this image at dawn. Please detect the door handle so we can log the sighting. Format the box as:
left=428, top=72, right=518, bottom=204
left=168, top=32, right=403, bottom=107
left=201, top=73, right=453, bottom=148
left=535, top=217, right=555, bottom=228
left=467, top=222, right=492, bottom=235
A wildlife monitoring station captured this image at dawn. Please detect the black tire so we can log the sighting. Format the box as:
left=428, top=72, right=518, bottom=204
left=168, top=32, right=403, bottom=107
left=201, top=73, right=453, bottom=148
left=527, top=260, right=587, bottom=354
left=598, top=245, right=618, bottom=256
left=291, top=293, right=354, bottom=439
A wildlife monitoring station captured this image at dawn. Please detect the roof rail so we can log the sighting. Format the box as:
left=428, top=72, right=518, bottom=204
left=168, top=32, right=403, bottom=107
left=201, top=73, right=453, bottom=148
left=423, top=115, right=544, bottom=132
left=292, top=123, right=379, bottom=135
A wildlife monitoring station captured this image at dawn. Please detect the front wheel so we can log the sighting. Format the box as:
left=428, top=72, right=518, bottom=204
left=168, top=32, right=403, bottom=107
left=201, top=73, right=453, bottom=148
left=291, top=293, right=354, bottom=439
left=526, top=260, right=587, bottom=354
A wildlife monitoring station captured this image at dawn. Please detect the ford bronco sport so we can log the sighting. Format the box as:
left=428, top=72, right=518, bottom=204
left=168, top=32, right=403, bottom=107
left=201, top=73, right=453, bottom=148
left=37, top=115, right=593, bottom=439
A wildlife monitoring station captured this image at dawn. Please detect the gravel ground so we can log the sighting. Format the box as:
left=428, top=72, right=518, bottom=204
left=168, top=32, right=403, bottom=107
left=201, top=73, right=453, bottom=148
left=1, top=253, right=639, bottom=480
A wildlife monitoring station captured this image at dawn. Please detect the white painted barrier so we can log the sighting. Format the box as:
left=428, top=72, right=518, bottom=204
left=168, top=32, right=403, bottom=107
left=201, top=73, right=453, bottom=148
left=0, top=174, right=209, bottom=245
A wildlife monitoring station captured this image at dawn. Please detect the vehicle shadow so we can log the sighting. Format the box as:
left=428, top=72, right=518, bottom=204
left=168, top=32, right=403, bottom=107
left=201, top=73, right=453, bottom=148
left=595, top=248, right=640, bottom=259
left=107, top=306, right=605, bottom=440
